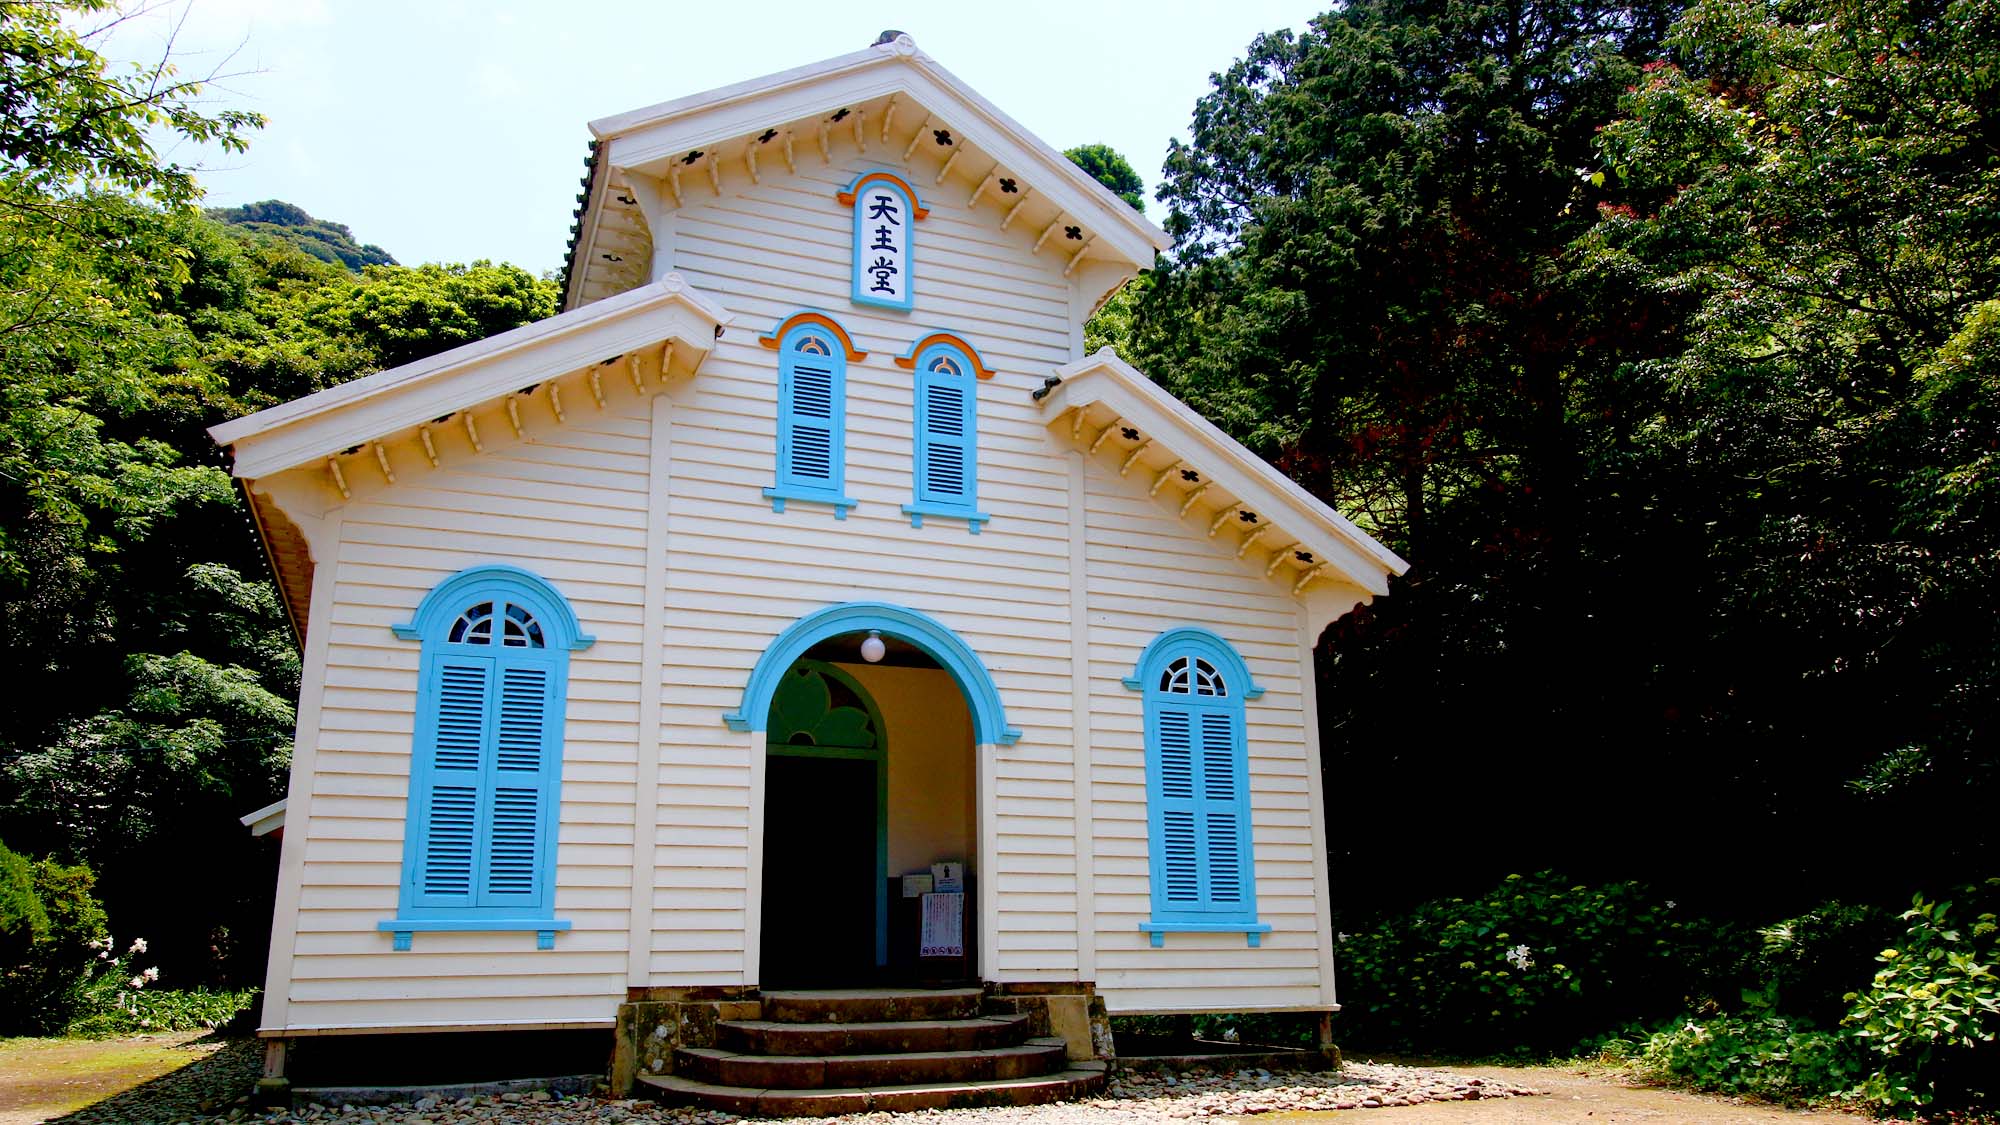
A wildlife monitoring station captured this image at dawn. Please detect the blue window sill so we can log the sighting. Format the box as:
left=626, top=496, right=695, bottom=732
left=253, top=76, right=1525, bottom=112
left=1139, top=921, right=1273, bottom=948
left=764, top=485, right=856, bottom=519
left=378, top=918, right=572, bottom=951
left=902, top=502, right=991, bottom=534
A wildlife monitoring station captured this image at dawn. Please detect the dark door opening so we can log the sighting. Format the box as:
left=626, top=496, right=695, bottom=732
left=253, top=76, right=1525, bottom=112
left=759, top=753, right=877, bottom=987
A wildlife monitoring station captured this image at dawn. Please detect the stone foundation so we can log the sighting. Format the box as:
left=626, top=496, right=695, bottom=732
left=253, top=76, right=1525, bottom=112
left=979, top=981, right=1113, bottom=1061
left=611, top=986, right=762, bottom=1095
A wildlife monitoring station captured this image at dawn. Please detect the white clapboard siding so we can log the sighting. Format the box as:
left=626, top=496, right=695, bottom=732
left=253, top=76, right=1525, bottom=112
left=1078, top=449, right=1327, bottom=1013
left=643, top=151, right=1086, bottom=985
left=277, top=385, right=653, bottom=1031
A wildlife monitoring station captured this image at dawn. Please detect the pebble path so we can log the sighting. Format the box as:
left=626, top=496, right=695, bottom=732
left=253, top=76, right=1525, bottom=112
left=51, top=1042, right=1541, bottom=1125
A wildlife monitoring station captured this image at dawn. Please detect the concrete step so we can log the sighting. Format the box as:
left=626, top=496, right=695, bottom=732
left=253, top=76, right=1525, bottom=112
left=759, top=987, right=984, bottom=1025
left=716, top=1013, right=1029, bottom=1056
left=638, top=1063, right=1107, bottom=1117
left=675, top=1039, right=1068, bottom=1090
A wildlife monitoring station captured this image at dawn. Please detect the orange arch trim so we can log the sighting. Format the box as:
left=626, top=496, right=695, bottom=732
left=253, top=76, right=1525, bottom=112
left=757, top=311, right=869, bottom=362
left=835, top=171, right=932, bottom=219
left=894, top=332, right=996, bottom=380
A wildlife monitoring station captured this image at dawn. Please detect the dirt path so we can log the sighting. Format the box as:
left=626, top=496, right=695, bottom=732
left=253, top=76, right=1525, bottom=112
left=1324, top=1064, right=1864, bottom=1124
left=0, top=1032, right=227, bottom=1125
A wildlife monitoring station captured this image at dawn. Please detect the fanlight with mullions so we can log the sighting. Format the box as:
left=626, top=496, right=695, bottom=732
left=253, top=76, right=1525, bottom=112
left=1160, top=655, right=1225, bottom=696
left=447, top=601, right=545, bottom=648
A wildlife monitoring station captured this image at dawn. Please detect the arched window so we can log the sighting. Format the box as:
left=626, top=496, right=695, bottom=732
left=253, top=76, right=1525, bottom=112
left=1128, top=627, right=1270, bottom=947
left=380, top=565, right=593, bottom=950
left=898, top=335, right=990, bottom=533
left=761, top=313, right=862, bottom=519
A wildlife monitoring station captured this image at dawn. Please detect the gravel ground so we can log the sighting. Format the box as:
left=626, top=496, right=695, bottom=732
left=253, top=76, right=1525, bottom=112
left=43, top=1043, right=1539, bottom=1125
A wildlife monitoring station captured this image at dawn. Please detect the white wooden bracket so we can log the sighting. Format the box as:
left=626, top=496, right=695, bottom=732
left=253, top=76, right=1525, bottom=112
left=1033, top=212, right=1070, bottom=254
left=1235, top=523, right=1270, bottom=559
left=901, top=115, right=934, bottom=161
left=969, top=169, right=998, bottom=209
left=1001, top=189, right=1036, bottom=231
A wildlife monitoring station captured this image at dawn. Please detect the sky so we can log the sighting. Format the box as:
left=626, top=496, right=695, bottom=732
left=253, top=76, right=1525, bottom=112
left=101, top=0, right=1327, bottom=275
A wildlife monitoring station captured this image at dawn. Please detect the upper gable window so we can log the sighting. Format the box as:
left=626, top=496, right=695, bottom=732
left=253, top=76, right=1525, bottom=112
left=760, top=313, right=865, bottom=519
left=896, top=334, right=993, bottom=533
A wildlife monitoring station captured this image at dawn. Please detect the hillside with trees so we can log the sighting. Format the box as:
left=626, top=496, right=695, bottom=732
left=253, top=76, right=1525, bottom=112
left=206, top=199, right=396, bottom=270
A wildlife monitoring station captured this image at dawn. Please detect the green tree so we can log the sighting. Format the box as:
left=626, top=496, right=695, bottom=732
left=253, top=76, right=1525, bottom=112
left=1064, top=143, right=1146, bottom=210
left=1584, top=0, right=2000, bottom=862
left=1132, top=0, right=1693, bottom=911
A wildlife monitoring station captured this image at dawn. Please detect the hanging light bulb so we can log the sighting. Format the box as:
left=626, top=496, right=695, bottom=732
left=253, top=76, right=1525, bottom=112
left=860, top=630, right=886, bottom=663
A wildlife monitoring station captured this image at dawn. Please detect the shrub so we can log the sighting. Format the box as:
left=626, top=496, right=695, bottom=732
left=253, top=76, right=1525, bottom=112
left=1752, top=901, right=1898, bottom=1026
left=65, top=987, right=257, bottom=1037
left=0, top=845, right=111, bottom=1035
left=1631, top=1012, right=1864, bottom=1103
left=1845, top=883, right=2000, bottom=1111
left=0, top=843, right=50, bottom=962
left=1332, top=872, right=1745, bottom=1054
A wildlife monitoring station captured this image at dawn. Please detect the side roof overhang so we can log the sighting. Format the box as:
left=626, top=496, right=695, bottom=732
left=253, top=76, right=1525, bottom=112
left=212, top=276, right=727, bottom=480
left=209, top=275, right=729, bottom=644
left=564, top=33, right=1172, bottom=311
left=1038, top=348, right=1410, bottom=600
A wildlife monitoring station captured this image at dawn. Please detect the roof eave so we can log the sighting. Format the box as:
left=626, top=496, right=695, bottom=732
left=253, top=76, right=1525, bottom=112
left=1044, top=349, right=1410, bottom=593
left=591, top=36, right=1170, bottom=268
left=212, top=276, right=729, bottom=480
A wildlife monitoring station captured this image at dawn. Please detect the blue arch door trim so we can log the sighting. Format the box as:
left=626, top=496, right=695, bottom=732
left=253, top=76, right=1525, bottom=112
left=724, top=601, right=1022, bottom=746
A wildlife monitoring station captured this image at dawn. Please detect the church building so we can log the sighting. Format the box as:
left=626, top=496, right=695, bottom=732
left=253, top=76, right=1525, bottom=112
left=212, top=31, right=1406, bottom=1114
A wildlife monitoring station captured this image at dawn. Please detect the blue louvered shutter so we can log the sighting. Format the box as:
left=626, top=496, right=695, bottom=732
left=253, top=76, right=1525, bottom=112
left=1153, top=705, right=1202, bottom=906
left=480, top=660, right=556, bottom=908
left=413, top=655, right=492, bottom=909
left=781, top=352, right=839, bottom=492
left=1197, top=707, right=1245, bottom=909
left=916, top=367, right=975, bottom=507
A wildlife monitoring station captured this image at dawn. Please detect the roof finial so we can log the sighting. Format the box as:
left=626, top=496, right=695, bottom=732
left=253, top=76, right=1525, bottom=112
left=873, top=30, right=917, bottom=55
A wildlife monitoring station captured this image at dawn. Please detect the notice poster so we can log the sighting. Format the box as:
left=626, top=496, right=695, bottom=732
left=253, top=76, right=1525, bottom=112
left=919, top=892, right=964, bottom=958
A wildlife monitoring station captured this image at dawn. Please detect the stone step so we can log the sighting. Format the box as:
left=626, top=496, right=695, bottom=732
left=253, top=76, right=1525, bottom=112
left=675, top=1038, right=1069, bottom=1089
left=717, top=1013, right=1030, bottom=1056
left=759, top=987, right=985, bottom=1025
left=638, top=1063, right=1107, bottom=1117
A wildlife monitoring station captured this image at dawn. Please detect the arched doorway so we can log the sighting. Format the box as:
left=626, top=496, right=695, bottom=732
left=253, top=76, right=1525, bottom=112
left=758, top=659, right=888, bottom=987
left=728, top=602, right=1016, bottom=987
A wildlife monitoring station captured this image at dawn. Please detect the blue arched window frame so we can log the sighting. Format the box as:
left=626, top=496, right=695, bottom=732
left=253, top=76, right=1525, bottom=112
left=1125, top=627, right=1272, bottom=947
left=378, top=565, right=594, bottom=950
left=901, top=339, right=990, bottom=533
left=761, top=313, right=859, bottom=519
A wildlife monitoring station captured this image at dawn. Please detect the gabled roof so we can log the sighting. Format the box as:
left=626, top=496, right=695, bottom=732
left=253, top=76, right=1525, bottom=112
left=1037, top=348, right=1410, bottom=598
left=564, top=32, right=1171, bottom=311
left=210, top=276, right=728, bottom=480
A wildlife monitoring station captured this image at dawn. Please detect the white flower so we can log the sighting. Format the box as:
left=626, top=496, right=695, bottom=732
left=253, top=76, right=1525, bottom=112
left=129, top=975, right=145, bottom=989
left=1337, top=932, right=1350, bottom=943
left=1504, top=943, right=1534, bottom=970
left=1665, top=900, right=1677, bottom=910
left=129, top=938, right=148, bottom=954
left=142, top=966, right=160, bottom=982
